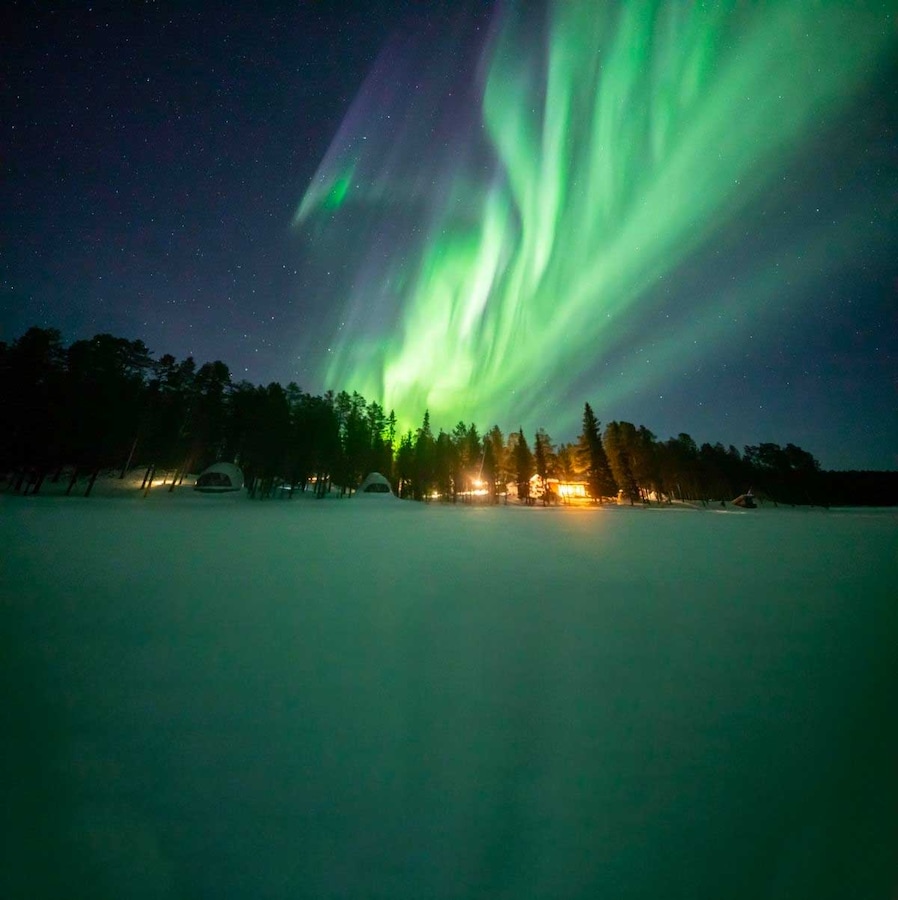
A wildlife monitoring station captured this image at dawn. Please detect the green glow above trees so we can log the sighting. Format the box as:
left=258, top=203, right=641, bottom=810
left=297, top=1, right=893, bottom=434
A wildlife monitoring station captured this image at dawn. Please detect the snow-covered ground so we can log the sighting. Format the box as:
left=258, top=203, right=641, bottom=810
left=3, top=495, right=896, bottom=899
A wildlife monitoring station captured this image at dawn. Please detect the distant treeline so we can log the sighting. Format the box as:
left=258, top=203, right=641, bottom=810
left=2, top=327, right=896, bottom=505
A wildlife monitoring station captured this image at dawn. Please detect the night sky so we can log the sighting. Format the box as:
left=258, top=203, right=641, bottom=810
left=3, top=1, right=896, bottom=469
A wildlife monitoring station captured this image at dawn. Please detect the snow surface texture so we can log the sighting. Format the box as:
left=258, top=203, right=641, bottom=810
left=3, top=496, right=897, bottom=899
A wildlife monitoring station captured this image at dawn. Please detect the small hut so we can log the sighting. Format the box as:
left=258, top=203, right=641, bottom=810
left=194, top=462, right=244, bottom=493
left=355, top=472, right=396, bottom=498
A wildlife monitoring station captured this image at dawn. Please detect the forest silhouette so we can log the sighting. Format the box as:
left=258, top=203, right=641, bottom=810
left=2, top=327, right=894, bottom=506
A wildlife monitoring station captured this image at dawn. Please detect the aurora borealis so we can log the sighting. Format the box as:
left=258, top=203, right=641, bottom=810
left=4, top=1, right=897, bottom=468
left=297, top=1, right=896, bottom=442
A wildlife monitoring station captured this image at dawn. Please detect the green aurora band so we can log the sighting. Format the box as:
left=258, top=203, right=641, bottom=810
left=296, top=1, right=894, bottom=434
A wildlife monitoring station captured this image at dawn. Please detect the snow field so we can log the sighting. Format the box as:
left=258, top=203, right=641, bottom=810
left=2, top=498, right=896, bottom=899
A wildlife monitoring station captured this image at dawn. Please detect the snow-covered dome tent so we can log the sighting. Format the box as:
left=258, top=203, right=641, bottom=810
left=355, top=471, right=396, bottom=498
left=194, top=462, right=244, bottom=493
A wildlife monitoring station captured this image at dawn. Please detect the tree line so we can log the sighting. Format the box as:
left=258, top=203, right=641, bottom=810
left=2, top=326, right=894, bottom=505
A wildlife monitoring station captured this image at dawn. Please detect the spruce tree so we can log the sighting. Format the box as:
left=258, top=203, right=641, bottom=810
left=603, top=421, right=639, bottom=504
left=481, top=436, right=498, bottom=502
left=579, top=403, right=617, bottom=502
left=513, top=428, right=534, bottom=504
left=413, top=410, right=435, bottom=500
left=533, top=428, right=556, bottom=504
left=486, top=426, right=507, bottom=494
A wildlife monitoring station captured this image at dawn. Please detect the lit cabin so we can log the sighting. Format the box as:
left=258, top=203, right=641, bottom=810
left=530, top=475, right=590, bottom=502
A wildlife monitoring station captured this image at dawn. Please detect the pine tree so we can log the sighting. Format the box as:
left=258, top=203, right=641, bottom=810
left=413, top=410, right=435, bottom=500
left=603, top=421, right=639, bottom=504
left=434, top=430, right=453, bottom=499
left=579, top=403, right=617, bottom=502
left=533, top=428, right=556, bottom=504
left=513, top=428, right=534, bottom=504
left=486, top=425, right=507, bottom=498
left=394, top=431, right=415, bottom=498
left=481, top=435, right=498, bottom=503
left=632, top=425, right=660, bottom=502
left=450, top=420, right=468, bottom=499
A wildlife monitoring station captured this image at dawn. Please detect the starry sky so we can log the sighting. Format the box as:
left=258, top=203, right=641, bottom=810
left=3, top=1, right=897, bottom=470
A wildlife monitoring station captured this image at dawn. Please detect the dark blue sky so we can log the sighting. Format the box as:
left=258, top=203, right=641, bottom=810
left=3, top=1, right=896, bottom=469
left=4, top=2, right=453, bottom=362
